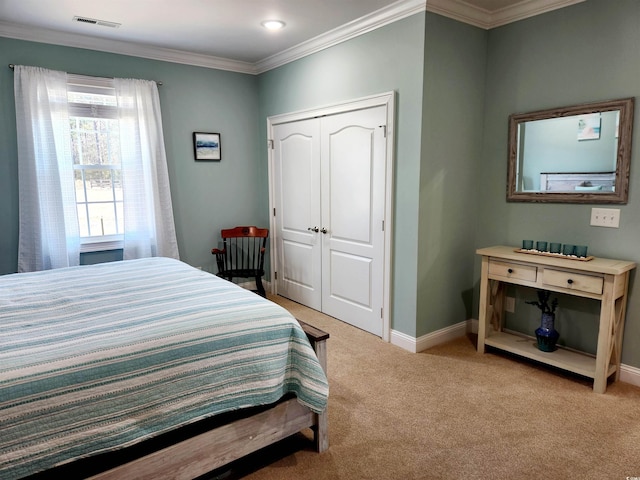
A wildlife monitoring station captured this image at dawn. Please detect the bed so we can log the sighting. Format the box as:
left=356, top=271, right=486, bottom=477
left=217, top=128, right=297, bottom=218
left=0, top=257, right=329, bottom=479
left=539, top=171, right=616, bottom=192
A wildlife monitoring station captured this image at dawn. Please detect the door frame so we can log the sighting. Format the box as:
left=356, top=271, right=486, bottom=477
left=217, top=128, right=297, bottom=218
left=267, top=91, right=395, bottom=342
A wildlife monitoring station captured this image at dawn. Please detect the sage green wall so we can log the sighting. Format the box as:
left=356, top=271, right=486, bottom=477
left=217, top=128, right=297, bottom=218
left=4, top=1, right=639, bottom=370
left=257, top=14, right=426, bottom=335
left=417, top=14, right=487, bottom=337
left=476, top=0, right=640, bottom=367
left=0, top=37, right=262, bottom=275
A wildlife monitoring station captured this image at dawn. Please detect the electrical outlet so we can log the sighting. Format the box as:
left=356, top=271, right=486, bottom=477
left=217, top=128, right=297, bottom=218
left=590, top=208, right=620, bottom=228
left=505, top=296, right=515, bottom=313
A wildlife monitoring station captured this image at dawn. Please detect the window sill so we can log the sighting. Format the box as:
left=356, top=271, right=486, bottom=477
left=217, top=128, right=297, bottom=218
left=80, top=237, right=123, bottom=253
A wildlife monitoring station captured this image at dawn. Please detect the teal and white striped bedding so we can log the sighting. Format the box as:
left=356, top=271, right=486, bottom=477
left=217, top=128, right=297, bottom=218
left=0, top=257, right=328, bottom=479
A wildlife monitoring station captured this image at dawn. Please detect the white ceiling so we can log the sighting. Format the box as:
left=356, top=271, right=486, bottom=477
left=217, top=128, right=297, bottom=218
left=0, top=0, right=585, bottom=74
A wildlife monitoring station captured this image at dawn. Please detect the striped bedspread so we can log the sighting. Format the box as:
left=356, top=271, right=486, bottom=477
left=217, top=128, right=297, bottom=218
left=0, top=257, right=328, bottom=479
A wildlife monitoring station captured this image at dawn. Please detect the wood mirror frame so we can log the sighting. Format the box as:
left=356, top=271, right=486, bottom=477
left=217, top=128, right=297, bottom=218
left=507, top=97, right=635, bottom=204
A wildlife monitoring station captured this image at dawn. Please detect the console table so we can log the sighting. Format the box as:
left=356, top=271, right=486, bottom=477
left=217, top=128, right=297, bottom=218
left=477, top=245, right=636, bottom=393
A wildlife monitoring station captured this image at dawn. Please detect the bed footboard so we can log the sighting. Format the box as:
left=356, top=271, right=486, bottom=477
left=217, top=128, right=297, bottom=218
left=89, top=398, right=315, bottom=480
left=87, top=321, right=329, bottom=480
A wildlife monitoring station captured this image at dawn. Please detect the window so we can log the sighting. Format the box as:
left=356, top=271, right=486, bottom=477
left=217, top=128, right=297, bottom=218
left=67, top=75, right=123, bottom=251
left=15, top=65, right=179, bottom=272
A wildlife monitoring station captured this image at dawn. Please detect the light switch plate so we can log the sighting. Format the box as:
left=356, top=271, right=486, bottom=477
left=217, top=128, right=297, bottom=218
left=590, top=208, right=620, bottom=228
left=505, top=296, right=515, bottom=313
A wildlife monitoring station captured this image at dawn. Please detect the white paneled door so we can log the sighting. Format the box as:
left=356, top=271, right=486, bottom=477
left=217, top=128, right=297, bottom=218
left=272, top=104, right=388, bottom=337
left=273, top=118, right=322, bottom=311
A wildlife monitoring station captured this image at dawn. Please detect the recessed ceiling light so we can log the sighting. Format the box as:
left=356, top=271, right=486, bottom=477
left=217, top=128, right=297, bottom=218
left=261, top=20, right=286, bottom=30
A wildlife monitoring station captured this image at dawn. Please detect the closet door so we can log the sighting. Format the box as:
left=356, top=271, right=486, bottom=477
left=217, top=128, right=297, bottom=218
left=320, top=106, right=386, bottom=337
left=272, top=105, right=388, bottom=337
left=272, top=119, right=322, bottom=310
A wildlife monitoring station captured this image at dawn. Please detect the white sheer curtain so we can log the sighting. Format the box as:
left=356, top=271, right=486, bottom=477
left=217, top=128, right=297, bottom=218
left=14, top=67, right=179, bottom=271
left=115, top=78, right=179, bottom=260
left=14, top=66, right=80, bottom=272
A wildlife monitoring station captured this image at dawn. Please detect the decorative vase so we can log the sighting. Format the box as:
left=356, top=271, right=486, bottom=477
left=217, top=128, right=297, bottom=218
left=535, top=312, right=559, bottom=352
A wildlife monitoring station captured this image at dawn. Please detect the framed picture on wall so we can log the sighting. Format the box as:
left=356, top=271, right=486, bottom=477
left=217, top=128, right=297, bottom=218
left=193, top=132, right=221, bottom=161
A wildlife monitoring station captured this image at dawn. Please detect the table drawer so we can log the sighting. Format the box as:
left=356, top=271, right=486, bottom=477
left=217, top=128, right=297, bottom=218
left=542, top=268, right=603, bottom=295
left=488, top=260, right=537, bottom=282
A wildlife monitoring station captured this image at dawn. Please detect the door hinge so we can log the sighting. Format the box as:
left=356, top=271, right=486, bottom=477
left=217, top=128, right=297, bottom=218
left=381, top=307, right=384, bottom=318
left=382, top=220, right=385, bottom=231
left=275, top=271, right=278, bottom=280
left=268, top=139, right=274, bottom=149
left=273, top=208, right=276, bottom=216
left=379, top=125, right=387, bottom=138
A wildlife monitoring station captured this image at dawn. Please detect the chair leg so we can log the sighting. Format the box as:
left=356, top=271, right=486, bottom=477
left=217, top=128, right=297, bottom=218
left=255, top=276, right=266, bottom=297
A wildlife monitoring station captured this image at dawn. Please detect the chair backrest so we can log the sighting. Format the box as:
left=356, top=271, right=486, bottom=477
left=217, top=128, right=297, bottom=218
left=220, top=226, right=268, bottom=241
left=217, top=226, right=268, bottom=275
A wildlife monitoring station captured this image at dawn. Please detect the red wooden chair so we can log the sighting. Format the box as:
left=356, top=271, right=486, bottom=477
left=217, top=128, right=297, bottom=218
left=211, top=226, right=269, bottom=297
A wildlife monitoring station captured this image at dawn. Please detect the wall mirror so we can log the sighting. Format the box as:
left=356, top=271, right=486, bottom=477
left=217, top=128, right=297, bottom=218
left=507, top=97, right=634, bottom=203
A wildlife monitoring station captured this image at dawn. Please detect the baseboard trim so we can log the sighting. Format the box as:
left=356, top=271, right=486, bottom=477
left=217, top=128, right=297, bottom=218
left=233, top=279, right=272, bottom=292
left=619, top=364, right=640, bottom=387
left=391, top=321, right=469, bottom=353
left=267, top=296, right=640, bottom=386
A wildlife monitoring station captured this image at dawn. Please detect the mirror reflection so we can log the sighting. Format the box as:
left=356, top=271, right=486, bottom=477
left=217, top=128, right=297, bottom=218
left=507, top=98, right=634, bottom=204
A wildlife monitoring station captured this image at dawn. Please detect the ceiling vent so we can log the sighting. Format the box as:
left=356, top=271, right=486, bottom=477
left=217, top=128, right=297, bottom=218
left=73, top=16, right=121, bottom=28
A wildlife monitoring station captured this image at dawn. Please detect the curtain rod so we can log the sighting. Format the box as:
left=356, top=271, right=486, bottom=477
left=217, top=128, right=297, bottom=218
left=8, top=64, right=163, bottom=86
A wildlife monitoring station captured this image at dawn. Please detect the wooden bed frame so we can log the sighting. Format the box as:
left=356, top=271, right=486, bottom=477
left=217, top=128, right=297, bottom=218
left=25, top=321, right=328, bottom=480
left=90, top=321, right=328, bottom=480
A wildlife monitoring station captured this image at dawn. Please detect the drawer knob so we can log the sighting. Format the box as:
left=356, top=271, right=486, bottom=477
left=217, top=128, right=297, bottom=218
left=507, top=268, right=514, bottom=274
left=567, top=279, right=574, bottom=285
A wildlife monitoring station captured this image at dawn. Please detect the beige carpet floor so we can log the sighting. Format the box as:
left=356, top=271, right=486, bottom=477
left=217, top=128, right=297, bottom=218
left=206, top=295, right=640, bottom=480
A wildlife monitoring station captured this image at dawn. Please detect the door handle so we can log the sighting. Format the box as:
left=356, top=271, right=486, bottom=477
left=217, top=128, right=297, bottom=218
left=320, top=228, right=328, bottom=234
left=308, top=226, right=319, bottom=232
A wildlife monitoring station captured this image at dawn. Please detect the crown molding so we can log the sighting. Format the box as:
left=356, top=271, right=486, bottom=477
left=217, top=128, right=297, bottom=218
left=0, top=0, right=584, bottom=75
left=0, top=20, right=256, bottom=74
left=426, top=0, right=586, bottom=30
left=254, top=0, right=427, bottom=74
left=489, top=0, right=586, bottom=28
left=0, top=0, right=426, bottom=75
left=427, top=0, right=493, bottom=29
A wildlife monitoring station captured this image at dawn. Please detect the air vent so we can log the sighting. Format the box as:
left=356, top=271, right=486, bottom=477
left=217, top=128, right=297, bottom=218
left=73, top=16, right=121, bottom=28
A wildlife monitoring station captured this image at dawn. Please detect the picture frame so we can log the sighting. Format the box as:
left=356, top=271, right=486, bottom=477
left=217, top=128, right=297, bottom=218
left=193, top=132, right=221, bottom=161
left=577, top=114, right=601, bottom=141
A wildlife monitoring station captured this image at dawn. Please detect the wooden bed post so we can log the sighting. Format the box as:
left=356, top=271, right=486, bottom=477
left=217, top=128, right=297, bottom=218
left=298, top=320, right=329, bottom=452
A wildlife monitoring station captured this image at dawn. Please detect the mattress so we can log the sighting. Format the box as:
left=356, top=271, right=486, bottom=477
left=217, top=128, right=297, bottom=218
left=0, top=257, right=328, bottom=479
